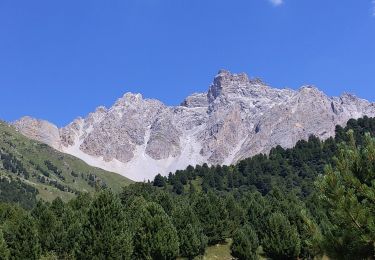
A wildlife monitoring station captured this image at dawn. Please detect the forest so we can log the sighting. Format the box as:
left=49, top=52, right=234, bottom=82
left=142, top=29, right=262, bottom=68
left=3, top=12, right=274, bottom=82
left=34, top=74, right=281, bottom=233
left=0, top=117, right=374, bottom=259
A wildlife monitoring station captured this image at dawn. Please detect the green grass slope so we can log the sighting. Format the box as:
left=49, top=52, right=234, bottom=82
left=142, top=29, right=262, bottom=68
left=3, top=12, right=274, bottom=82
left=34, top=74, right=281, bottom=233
left=0, top=121, right=132, bottom=203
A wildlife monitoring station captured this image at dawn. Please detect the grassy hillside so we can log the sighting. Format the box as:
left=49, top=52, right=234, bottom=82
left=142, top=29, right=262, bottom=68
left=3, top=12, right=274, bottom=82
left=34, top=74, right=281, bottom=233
left=0, top=121, right=132, bottom=204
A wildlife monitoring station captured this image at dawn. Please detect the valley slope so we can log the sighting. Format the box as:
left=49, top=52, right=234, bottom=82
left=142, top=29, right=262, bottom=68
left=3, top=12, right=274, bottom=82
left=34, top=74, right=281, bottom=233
left=0, top=121, right=132, bottom=203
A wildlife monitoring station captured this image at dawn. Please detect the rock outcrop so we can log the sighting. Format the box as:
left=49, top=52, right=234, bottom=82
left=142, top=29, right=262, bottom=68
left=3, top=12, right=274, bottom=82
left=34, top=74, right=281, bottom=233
left=13, top=116, right=62, bottom=150
left=13, top=70, right=375, bottom=181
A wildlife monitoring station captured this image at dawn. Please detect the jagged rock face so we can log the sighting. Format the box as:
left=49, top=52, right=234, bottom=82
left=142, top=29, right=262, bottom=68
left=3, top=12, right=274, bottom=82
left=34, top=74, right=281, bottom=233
left=146, top=111, right=182, bottom=160
left=12, top=70, right=375, bottom=181
left=63, top=93, right=167, bottom=163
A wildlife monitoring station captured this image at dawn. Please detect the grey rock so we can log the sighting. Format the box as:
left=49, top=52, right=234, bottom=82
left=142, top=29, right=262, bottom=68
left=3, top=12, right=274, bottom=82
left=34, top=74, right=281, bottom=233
left=181, top=93, right=208, bottom=108
left=13, top=116, right=62, bottom=150
left=12, top=70, right=375, bottom=181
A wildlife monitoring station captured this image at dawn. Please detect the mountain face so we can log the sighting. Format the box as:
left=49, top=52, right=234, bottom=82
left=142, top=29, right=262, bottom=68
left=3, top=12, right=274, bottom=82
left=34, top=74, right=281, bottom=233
left=13, top=70, right=375, bottom=181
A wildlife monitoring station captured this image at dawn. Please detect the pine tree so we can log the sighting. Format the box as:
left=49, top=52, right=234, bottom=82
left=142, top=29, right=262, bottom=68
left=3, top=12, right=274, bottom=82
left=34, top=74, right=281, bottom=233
left=130, top=200, right=179, bottom=260
left=77, top=190, right=133, bottom=259
left=173, top=180, right=184, bottom=195
left=37, top=207, right=60, bottom=253
left=316, top=131, right=375, bottom=259
left=154, top=191, right=174, bottom=215
left=193, top=192, right=229, bottom=245
left=225, top=194, right=246, bottom=236
left=231, top=224, right=259, bottom=260
left=172, top=203, right=207, bottom=259
left=4, top=213, right=41, bottom=260
left=153, top=174, right=166, bottom=187
left=262, top=212, right=301, bottom=259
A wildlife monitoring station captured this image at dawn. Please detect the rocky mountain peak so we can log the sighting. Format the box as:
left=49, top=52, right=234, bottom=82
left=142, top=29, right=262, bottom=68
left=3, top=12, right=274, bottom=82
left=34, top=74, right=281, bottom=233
left=114, top=92, right=144, bottom=107
left=208, top=70, right=267, bottom=103
left=12, top=70, right=375, bottom=181
left=296, top=85, right=327, bottom=100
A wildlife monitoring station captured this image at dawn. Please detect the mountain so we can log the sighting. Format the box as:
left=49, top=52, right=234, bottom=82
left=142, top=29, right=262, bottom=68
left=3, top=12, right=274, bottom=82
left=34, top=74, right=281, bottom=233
left=0, top=121, right=132, bottom=204
left=13, top=70, right=375, bottom=181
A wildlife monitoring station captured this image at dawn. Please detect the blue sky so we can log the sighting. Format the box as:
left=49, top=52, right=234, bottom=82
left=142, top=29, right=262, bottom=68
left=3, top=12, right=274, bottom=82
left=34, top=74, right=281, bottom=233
left=1, top=0, right=375, bottom=126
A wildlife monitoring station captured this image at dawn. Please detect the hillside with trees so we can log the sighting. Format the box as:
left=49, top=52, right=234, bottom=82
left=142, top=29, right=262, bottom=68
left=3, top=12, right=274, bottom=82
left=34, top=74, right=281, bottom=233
left=0, top=121, right=132, bottom=206
left=0, top=117, right=374, bottom=259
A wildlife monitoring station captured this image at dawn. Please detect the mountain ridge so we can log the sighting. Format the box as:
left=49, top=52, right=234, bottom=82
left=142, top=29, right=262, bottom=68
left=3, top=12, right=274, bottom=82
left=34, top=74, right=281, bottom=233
left=13, top=70, right=375, bottom=181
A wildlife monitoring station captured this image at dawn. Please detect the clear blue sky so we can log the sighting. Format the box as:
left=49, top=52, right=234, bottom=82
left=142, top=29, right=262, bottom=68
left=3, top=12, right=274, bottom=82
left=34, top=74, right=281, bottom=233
left=1, top=0, right=375, bottom=127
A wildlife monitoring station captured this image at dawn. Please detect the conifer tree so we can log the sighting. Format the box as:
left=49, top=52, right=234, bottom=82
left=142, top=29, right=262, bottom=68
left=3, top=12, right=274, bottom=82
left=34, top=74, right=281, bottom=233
left=172, top=203, right=207, bottom=259
left=153, top=174, right=166, bottom=187
left=130, top=200, right=179, bottom=260
left=231, top=224, right=259, bottom=260
left=77, top=190, right=133, bottom=259
left=4, top=213, right=41, bottom=260
left=193, top=192, right=229, bottom=244
left=316, top=131, right=375, bottom=259
left=262, top=212, right=301, bottom=259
